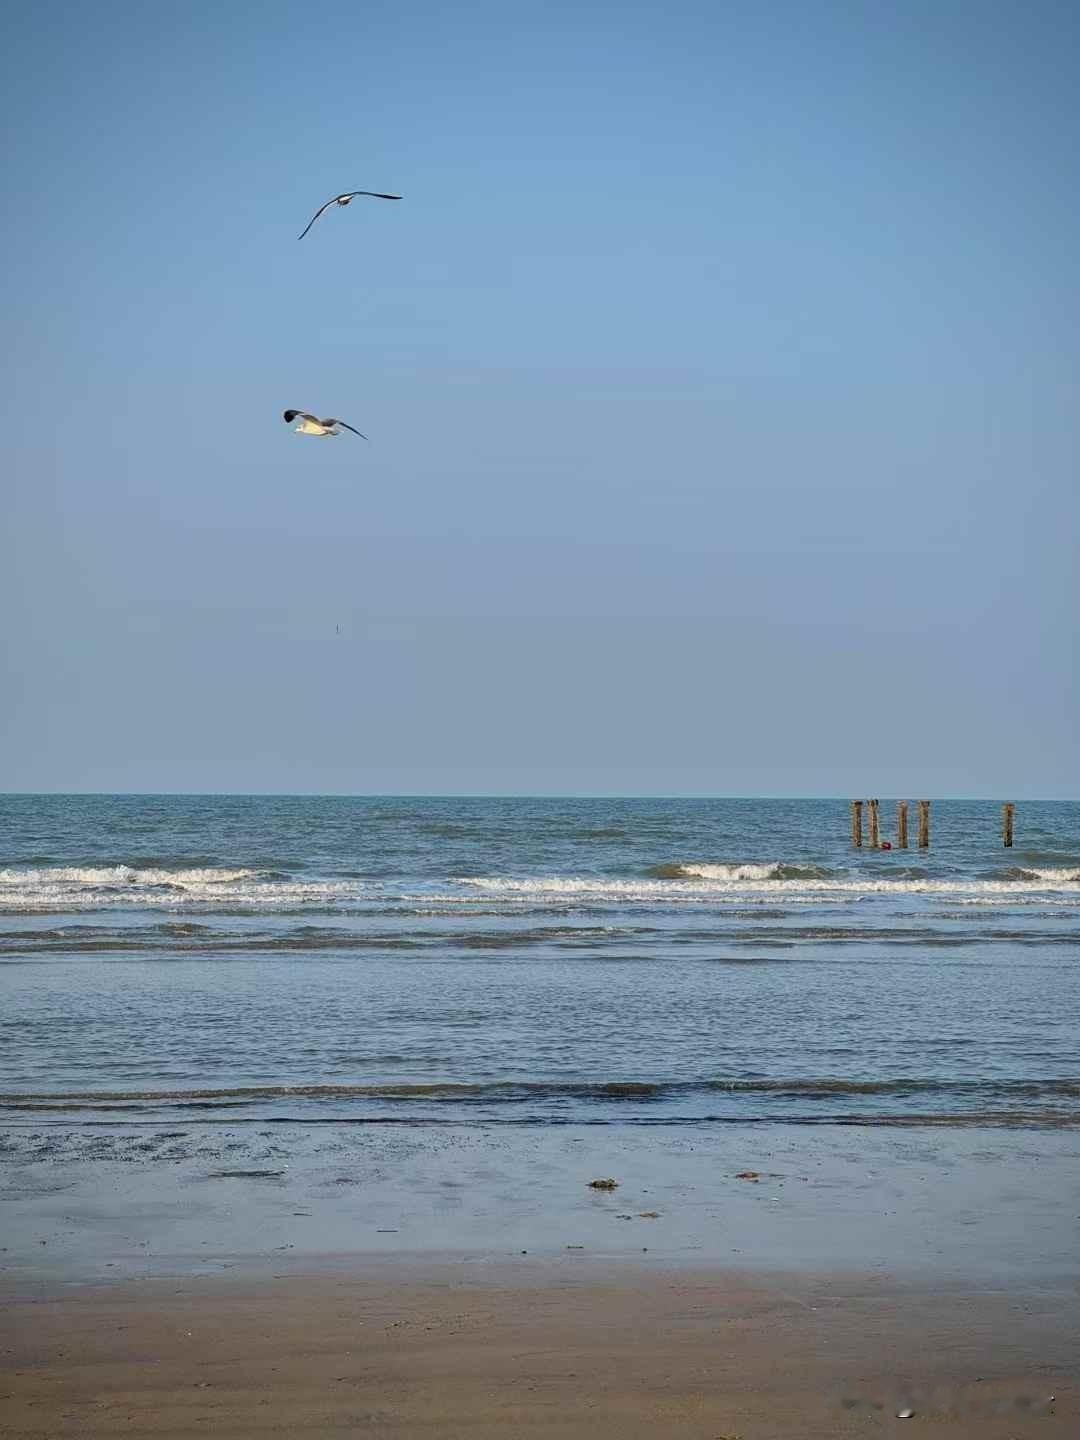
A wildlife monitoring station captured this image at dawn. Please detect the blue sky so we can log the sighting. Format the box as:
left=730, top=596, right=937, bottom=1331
left=2, top=0, right=1077, bottom=795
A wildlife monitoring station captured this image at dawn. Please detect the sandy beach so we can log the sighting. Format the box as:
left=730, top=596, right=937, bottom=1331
left=4, top=1260, right=1075, bottom=1438
left=3, top=1122, right=1078, bottom=1437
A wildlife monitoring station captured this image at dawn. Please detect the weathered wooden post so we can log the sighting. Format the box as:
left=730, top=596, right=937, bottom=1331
left=850, top=800, right=863, bottom=848
left=897, top=801, right=909, bottom=849
left=917, top=800, right=930, bottom=848
left=1002, top=802, right=1015, bottom=848
left=868, top=798, right=880, bottom=849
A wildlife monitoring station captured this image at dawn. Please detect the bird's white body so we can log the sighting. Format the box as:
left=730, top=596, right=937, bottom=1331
left=283, top=409, right=366, bottom=439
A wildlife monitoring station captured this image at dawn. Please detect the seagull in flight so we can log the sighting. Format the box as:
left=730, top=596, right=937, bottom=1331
left=297, top=190, right=401, bottom=240
left=283, top=410, right=368, bottom=439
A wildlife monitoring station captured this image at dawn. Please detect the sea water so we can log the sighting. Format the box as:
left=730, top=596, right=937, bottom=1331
left=2, top=794, right=1077, bottom=1140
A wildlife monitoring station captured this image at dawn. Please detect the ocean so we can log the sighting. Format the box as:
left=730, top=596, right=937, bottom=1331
left=2, top=794, right=1078, bottom=1142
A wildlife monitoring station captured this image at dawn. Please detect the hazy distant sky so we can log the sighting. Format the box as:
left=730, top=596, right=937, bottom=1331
left=2, top=0, right=1077, bottom=796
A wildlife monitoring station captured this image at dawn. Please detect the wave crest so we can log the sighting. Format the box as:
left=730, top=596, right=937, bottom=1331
left=650, top=861, right=829, bottom=881
left=0, top=864, right=258, bottom=888
left=0, top=863, right=360, bottom=913
left=1014, top=866, right=1080, bottom=883
left=2, top=857, right=1079, bottom=916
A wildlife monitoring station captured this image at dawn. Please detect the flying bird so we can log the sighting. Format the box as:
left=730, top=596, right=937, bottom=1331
left=283, top=410, right=368, bottom=439
left=297, top=190, right=401, bottom=240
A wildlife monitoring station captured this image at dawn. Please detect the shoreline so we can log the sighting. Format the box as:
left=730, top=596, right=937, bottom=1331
left=4, top=1121, right=1078, bottom=1289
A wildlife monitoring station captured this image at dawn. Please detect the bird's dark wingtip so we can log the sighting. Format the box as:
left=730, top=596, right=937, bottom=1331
left=283, top=410, right=299, bottom=422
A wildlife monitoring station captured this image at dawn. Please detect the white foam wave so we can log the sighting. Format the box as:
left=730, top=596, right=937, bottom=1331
left=0, top=865, right=362, bottom=912
left=676, top=862, right=782, bottom=881
left=0, top=865, right=257, bottom=888
left=2, top=862, right=1078, bottom=915
left=454, top=873, right=1080, bottom=904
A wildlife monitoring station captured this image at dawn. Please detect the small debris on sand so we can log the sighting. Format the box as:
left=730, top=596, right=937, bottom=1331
left=588, top=1178, right=619, bottom=1190
left=735, top=1171, right=760, bottom=1181
left=896, top=1408, right=915, bottom=1418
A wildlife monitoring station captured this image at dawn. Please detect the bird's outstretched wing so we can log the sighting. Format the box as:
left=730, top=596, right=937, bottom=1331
left=298, top=191, right=401, bottom=239
left=297, top=196, right=342, bottom=240
left=326, top=419, right=369, bottom=439
left=283, top=409, right=319, bottom=424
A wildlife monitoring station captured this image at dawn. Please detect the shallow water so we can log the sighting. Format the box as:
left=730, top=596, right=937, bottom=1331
left=1, top=795, right=1077, bottom=1137
left=5, top=1120, right=1079, bottom=1286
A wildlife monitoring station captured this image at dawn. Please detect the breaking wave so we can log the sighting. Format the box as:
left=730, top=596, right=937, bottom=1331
left=649, top=861, right=829, bottom=881
left=456, top=872, right=1080, bottom=904
left=0, top=864, right=257, bottom=887
left=1, top=859, right=1079, bottom=915
left=0, top=864, right=360, bottom=913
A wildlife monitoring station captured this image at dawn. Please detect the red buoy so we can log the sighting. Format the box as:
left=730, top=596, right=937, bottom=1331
left=881, top=840, right=892, bottom=850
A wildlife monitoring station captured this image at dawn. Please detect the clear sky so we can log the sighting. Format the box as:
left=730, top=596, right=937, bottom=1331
left=2, top=0, right=1077, bottom=796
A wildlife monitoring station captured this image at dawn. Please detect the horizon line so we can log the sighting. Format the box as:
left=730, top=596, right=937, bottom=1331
left=1, top=791, right=1075, bottom=803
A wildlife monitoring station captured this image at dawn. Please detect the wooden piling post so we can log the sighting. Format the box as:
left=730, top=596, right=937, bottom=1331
left=850, top=800, right=863, bottom=848
left=897, top=801, right=908, bottom=849
left=917, top=800, right=930, bottom=848
left=868, top=798, right=880, bottom=849
left=1002, top=802, right=1015, bottom=848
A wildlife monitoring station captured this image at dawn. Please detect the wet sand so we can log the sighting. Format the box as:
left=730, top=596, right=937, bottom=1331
left=2, top=1261, right=1075, bottom=1438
